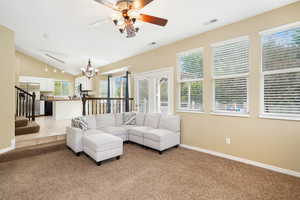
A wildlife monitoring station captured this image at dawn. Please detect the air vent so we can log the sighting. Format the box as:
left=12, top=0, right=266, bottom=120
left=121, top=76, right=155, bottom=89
left=45, top=54, right=65, bottom=64
left=204, top=19, right=218, bottom=25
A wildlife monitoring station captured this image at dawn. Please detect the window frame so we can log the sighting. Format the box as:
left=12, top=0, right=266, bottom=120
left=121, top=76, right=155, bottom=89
left=259, top=22, right=300, bottom=121
left=211, top=36, right=250, bottom=116
left=54, top=80, right=71, bottom=97
left=176, top=48, right=204, bottom=112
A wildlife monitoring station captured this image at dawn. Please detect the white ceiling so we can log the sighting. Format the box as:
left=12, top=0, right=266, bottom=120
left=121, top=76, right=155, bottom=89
left=0, top=0, right=297, bottom=75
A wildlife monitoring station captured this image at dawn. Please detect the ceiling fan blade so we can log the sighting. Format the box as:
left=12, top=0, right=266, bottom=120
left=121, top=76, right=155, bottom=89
left=139, top=14, right=168, bottom=26
left=133, top=0, right=154, bottom=9
left=94, top=0, right=117, bottom=10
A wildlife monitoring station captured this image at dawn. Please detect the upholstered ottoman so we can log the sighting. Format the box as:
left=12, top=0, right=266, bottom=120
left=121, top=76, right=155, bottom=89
left=82, top=133, right=123, bottom=166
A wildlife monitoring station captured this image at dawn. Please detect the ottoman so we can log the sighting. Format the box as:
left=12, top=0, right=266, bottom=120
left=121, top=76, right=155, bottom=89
left=83, top=133, right=123, bottom=166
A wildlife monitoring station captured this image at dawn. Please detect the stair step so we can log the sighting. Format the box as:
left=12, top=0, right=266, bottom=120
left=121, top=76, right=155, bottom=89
left=15, top=116, right=28, bottom=128
left=15, top=121, right=40, bottom=136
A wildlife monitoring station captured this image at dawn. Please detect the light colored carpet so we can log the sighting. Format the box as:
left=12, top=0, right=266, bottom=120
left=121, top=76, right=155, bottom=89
left=0, top=142, right=299, bottom=200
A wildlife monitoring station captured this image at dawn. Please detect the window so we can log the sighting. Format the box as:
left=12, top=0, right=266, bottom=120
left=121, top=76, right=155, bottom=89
left=261, top=24, right=300, bottom=119
left=212, top=37, right=250, bottom=114
left=54, top=80, right=70, bottom=96
left=99, top=80, right=108, bottom=97
left=177, top=49, right=203, bottom=112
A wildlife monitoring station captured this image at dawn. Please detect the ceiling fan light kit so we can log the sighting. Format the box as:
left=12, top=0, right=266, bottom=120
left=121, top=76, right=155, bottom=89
left=94, top=0, right=168, bottom=38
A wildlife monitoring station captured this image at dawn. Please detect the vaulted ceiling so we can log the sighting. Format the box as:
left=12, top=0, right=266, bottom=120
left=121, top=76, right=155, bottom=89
left=0, top=0, right=297, bottom=74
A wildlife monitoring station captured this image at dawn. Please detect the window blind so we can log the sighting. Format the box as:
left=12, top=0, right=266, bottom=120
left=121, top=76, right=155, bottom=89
left=178, top=50, right=203, bottom=81
left=178, top=49, right=203, bottom=111
left=262, top=26, right=300, bottom=117
left=262, top=26, right=300, bottom=72
left=215, top=77, right=248, bottom=113
left=213, top=39, right=249, bottom=76
left=213, top=37, right=249, bottom=114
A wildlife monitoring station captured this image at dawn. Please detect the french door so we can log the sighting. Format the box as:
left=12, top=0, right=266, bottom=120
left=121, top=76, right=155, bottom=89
left=135, top=68, right=174, bottom=114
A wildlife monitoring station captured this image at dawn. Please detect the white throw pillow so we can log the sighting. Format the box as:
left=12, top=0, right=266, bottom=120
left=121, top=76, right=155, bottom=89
left=144, top=113, right=161, bottom=129
left=122, top=112, right=136, bottom=125
left=135, top=113, right=145, bottom=126
left=159, top=115, right=180, bottom=133
left=96, top=114, right=115, bottom=129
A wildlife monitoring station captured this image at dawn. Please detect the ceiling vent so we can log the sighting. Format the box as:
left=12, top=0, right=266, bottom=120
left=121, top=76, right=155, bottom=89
left=204, top=19, right=218, bottom=25
left=44, top=54, right=65, bottom=64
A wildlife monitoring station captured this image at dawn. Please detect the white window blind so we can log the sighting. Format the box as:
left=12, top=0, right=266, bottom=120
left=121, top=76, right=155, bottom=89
left=213, top=37, right=249, bottom=114
left=177, top=49, right=203, bottom=111
left=261, top=25, right=300, bottom=118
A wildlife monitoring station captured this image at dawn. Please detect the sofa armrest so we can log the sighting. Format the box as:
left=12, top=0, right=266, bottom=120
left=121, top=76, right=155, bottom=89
left=66, top=126, right=84, bottom=153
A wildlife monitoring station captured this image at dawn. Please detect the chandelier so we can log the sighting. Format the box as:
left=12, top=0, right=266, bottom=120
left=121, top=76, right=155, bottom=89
left=81, top=59, right=99, bottom=79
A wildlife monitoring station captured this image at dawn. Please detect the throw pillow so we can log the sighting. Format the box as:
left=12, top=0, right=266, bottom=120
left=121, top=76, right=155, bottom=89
left=122, top=112, right=136, bottom=125
left=71, top=116, right=88, bottom=131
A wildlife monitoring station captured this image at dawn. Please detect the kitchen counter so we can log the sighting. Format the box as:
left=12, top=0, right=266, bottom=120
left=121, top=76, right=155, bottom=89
left=52, top=100, right=82, bottom=120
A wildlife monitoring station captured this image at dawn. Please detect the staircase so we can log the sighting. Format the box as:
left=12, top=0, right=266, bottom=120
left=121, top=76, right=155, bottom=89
left=15, top=86, right=40, bottom=136
left=15, top=116, right=40, bottom=136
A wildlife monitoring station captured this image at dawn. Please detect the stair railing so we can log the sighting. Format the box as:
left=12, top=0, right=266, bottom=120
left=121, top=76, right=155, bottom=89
left=82, top=96, right=135, bottom=116
left=15, top=86, right=36, bottom=121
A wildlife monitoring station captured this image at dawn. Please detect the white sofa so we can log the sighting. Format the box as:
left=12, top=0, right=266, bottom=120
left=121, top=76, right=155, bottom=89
left=66, top=112, right=180, bottom=155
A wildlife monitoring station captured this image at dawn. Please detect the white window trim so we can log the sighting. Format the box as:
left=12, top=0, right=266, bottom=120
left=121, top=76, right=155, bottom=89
left=212, top=36, right=250, bottom=116
left=177, top=79, right=204, bottom=112
left=176, top=48, right=204, bottom=112
left=259, top=23, right=300, bottom=121
left=259, top=21, right=300, bottom=36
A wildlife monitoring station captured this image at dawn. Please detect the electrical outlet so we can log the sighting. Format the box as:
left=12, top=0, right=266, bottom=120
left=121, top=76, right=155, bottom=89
left=226, top=137, right=231, bottom=144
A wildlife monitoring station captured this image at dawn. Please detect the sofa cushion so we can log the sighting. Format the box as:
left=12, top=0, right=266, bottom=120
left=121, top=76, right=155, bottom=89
left=115, top=113, right=123, bottom=126
left=95, top=114, right=115, bottom=129
left=135, top=113, right=145, bottom=126
left=84, top=129, right=105, bottom=135
left=122, top=112, right=136, bottom=125
left=101, top=126, right=127, bottom=136
left=83, top=115, right=97, bottom=129
left=144, top=113, right=161, bottom=129
left=159, top=115, right=180, bottom=133
left=83, top=133, right=122, bottom=152
left=128, top=126, right=153, bottom=137
left=144, top=129, right=177, bottom=142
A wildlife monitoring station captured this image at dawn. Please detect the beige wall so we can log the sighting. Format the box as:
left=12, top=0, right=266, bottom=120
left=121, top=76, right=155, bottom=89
left=16, top=51, right=75, bottom=94
left=94, top=2, right=300, bottom=172
left=0, top=25, right=15, bottom=150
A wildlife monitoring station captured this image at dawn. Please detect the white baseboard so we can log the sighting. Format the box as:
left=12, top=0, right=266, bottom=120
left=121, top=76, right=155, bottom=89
left=0, top=138, right=15, bottom=154
left=180, top=144, right=300, bottom=178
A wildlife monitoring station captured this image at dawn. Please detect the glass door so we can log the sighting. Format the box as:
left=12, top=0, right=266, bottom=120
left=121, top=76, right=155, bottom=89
left=137, top=79, right=150, bottom=113
left=135, top=68, right=173, bottom=114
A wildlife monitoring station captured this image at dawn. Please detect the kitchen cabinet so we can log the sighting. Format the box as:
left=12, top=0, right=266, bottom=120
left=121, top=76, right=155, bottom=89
left=40, top=78, right=54, bottom=92
left=19, top=76, right=54, bottom=92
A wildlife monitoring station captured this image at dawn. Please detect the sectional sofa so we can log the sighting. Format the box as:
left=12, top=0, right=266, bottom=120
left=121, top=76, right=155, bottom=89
left=66, top=112, right=181, bottom=156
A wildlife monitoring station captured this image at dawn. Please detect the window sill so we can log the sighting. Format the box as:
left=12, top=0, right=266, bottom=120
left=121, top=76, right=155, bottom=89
left=210, top=112, right=249, bottom=118
left=259, top=114, right=300, bottom=121
left=176, top=109, right=205, bottom=114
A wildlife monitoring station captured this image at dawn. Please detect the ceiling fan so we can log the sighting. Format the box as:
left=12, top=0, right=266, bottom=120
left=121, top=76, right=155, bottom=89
left=94, top=0, right=168, bottom=38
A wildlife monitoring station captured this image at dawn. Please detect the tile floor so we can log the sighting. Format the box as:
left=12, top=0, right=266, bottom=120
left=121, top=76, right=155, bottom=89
left=16, top=116, right=71, bottom=148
